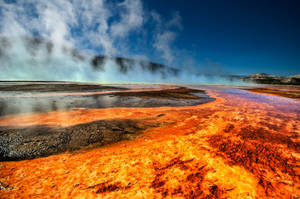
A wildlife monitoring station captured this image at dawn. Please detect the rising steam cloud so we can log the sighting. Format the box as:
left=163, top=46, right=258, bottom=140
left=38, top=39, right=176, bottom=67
left=0, top=0, right=241, bottom=84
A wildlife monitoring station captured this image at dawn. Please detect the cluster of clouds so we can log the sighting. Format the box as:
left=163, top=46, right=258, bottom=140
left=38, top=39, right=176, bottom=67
left=0, top=0, right=181, bottom=63
left=0, top=0, right=240, bottom=84
left=0, top=0, right=190, bottom=82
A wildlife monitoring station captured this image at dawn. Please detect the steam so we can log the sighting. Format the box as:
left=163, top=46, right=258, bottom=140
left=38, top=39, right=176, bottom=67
left=153, top=11, right=182, bottom=64
left=0, top=0, right=244, bottom=84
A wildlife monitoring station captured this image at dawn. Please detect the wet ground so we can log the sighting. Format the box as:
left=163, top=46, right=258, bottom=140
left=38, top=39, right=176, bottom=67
left=0, top=83, right=214, bottom=160
left=223, top=84, right=300, bottom=100
left=0, top=83, right=213, bottom=116
left=0, top=82, right=299, bottom=198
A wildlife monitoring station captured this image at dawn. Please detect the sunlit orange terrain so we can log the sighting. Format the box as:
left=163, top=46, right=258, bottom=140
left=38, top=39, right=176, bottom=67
left=0, top=86, right=299, bottom=198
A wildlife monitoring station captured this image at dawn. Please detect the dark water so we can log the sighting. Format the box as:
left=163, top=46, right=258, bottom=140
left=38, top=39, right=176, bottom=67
left=0, top=83, right=214, bottom=117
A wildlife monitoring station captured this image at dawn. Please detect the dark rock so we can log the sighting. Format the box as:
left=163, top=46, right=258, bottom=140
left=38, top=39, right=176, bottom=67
left=0, top=119, right=158, bottom=161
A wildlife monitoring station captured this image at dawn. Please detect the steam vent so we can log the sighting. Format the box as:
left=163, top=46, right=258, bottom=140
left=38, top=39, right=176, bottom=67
left=1, top=0, right=300, bottom=198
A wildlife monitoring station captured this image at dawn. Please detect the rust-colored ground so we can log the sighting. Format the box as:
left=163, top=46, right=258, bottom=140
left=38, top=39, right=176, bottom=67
left=244, top=86, right=300, bottom=99
left=0, top=87, right=299, bottom=198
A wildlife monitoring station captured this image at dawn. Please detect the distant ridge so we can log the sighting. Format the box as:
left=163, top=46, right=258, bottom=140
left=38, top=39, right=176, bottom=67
left=241, top=73, right=300, bottom=85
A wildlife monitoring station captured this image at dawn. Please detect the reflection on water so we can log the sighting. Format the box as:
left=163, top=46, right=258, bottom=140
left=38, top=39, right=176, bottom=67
left=192, top=85, right=300, bottom=114
left=0, top=86, right=214, bottom=117
left=1, top=84, right=299, bottom=117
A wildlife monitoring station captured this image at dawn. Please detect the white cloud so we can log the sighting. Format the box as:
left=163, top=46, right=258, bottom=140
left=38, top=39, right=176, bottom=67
left=110, top=0, right=144, bottom=38
left=0, top=0, right=183, bottom=62
left=0, top=0, right=190, bottom=82
left=152, top=11, right=183, bottom=65
left=153, top=31, right=176, bottom=64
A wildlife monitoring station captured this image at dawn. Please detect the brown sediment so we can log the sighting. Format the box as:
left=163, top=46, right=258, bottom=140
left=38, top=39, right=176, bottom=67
left=236, top=126, right=299, bottom=151
left=0, top=83, right=127, bottom=92
left=150, top=160, right=211, bottom=198
left=0, top=119, right=160, bottom=161
left=0, top=85, right=299, bottom=198
left=86, top=181, right=132, bottom=194
left=244, top=87, right=300, bottom=99
left=208, top=133, right=298, bottom=197
left=112, top=87, right=206, bottom=99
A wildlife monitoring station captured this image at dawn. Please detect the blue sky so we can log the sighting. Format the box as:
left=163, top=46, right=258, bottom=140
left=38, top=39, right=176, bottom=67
left=143, top=0, right=300, bottom=76
left=0, top=0, right=299, bottom=78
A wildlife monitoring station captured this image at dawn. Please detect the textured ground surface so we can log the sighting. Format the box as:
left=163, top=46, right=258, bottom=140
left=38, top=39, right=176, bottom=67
left=0, top=84, right=299, bottom=198
left=243, top=85, right=300, bottom=99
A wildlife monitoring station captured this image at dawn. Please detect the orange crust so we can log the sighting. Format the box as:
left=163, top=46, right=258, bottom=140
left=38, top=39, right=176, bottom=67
left=0, top=88, right=299, bottom=198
